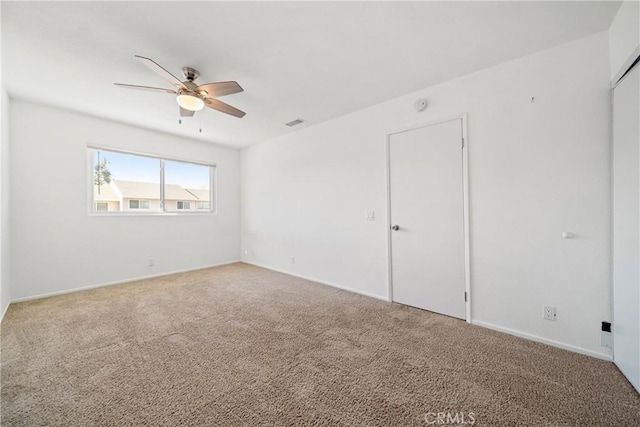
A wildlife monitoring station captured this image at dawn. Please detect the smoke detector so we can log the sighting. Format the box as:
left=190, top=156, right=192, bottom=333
left=414, top=98, right=428, bottom=112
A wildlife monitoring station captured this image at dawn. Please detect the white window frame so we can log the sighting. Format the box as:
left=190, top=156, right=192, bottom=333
left=88, top=145, right=216, bottom=216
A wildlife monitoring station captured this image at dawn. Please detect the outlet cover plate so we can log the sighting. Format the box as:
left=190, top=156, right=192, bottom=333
left=543, top=306, right=557, bottom=321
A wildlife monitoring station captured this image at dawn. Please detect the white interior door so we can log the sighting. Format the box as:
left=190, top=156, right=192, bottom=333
left=389, top=118, right=466, bottom=320
left=612, top=63, right=640, bottom=393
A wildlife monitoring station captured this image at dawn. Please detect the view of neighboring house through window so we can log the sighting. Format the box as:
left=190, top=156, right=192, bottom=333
left=164, top=160, right=210, bottom=212
left=128, top=200, right=150, bottom=209
left=90, top=147, right=214, bottom=214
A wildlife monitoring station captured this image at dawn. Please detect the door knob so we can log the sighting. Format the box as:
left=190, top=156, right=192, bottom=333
left=391, top=225, right=400, bottom=231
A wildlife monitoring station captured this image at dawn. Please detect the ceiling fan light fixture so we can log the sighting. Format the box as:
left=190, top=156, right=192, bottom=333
left=176, top=94, right=204, bottom=111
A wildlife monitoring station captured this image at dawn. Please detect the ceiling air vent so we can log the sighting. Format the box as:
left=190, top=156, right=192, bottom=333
left=285, top=118, right=305, bottom=127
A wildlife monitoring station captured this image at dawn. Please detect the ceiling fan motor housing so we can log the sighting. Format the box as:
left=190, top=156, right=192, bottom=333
left=179, top=80, right=201, bottom=96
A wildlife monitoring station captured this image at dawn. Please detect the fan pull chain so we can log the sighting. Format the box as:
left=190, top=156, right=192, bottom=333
left=176, top=117, right=202, bottom=133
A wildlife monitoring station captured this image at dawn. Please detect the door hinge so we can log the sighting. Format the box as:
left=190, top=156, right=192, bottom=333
left=464, top=291, right=468, bottom=302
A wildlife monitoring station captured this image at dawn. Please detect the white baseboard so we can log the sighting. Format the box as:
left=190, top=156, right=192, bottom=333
left=241, top=260, right=389, bottom=302
left=10, top=260, right=241, bottom=304
left=1, top=299, right=10, bottom=323
left=472, top=320, right=613, bottom=361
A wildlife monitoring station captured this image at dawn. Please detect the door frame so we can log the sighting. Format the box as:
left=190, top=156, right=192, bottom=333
left=385, top=114, right=471, bottom=323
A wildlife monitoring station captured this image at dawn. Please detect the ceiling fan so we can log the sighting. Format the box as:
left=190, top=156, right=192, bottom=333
left=114, top=55, right=246, bottom=118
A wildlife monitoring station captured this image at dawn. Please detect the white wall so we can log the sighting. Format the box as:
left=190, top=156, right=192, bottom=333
left=609, top=0, right=640, bottom=81
left=0, top=3, right=11, bottom=320
left=10, top=101, right=240, bottom=301
left=241, top=32, right=612, bottom=358
left=0, top=87, right=10, bottom=319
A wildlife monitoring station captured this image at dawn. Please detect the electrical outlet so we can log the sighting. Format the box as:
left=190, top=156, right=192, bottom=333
left=600, top=331, right=612, bottom=348
left=600, top=321, right=612, bottom=348
left=366, top=211, right=375, bottom=221
left=543, top=305, right=557, bottom=321
left=148, top=257, right=155, bottom=267
left=244, top=249, right=248, bottom=255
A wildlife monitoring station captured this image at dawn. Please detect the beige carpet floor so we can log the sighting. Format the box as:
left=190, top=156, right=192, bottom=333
left=1, top=263, right=639, bottom=426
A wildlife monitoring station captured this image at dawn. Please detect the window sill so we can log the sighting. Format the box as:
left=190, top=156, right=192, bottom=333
left=89, top=211, right=217, bottom=217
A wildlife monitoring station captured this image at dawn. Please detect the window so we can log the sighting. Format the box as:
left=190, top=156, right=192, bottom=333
left=164, top=160, right=211, bottom=213
left=89, top=147, right=215, bottom=214
left=129, top=200, right=150, bottom=210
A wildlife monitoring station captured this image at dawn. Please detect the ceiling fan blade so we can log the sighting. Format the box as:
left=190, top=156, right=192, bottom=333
left=196, top=81, right=243, bottom=97
left=114, top=83, right=177, bottom=94
left=180, top=107, right=195, bottom=117
left=204, top=97, right=246, bottom=118
left=134, top=55, right=187, bottom=90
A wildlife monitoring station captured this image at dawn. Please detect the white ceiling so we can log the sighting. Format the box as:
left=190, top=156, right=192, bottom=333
left=2, top=1, right=620, bottom=149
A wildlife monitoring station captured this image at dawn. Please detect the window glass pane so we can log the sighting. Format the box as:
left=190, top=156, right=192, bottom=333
left=92, top=150, right=160, bottom=213
left=164, top=160, right=212, bottom=212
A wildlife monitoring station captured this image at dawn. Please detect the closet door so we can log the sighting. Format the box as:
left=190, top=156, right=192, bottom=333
left=612, top=63, right=640, bottom=393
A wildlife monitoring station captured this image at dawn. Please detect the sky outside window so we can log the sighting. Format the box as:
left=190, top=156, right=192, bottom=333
left=94, top=150, right=159, bottom=184
left=164, top=160, right=210, bottom=189
left=93, top=151, right=210, bottom=188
